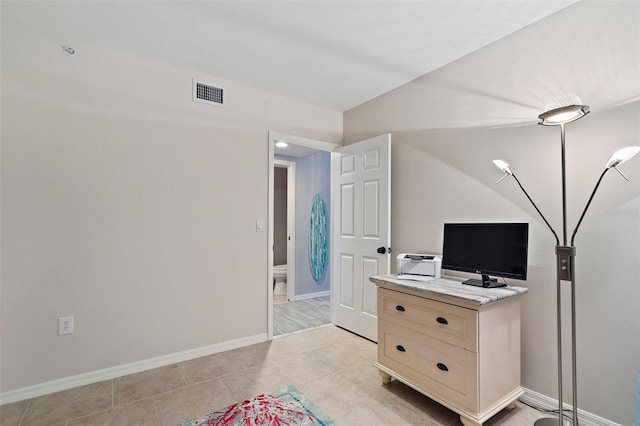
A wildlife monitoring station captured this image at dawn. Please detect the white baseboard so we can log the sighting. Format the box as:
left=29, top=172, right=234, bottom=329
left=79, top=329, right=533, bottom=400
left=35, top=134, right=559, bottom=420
left=0, top=333, right=268, bottom=405
left=292, top=290, right=330, bottom=301
left=521, top=387, right=622, bottom=426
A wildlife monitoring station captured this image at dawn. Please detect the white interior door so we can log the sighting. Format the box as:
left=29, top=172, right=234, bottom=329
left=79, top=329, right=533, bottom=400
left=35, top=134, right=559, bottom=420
left=330, top=134, right=391, bottom=342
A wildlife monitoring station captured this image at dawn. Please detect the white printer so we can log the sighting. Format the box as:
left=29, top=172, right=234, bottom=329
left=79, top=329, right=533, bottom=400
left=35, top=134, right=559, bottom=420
left=397, top=253, right=442, bottom=280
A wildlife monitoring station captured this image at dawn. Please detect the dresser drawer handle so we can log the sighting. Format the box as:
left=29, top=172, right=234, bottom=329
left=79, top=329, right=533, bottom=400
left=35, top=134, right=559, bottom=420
left=396, top=345, right=406, bottom=352
left=437, top=363, right=449, bottom=372
left=436, top=317, right=448, bottom=325
left=395, top=305, right=405, bottom=312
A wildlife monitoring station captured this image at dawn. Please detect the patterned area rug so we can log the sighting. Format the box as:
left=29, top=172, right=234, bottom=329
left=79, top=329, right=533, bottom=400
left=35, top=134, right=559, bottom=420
left=179, top=385, right=335, bottom=426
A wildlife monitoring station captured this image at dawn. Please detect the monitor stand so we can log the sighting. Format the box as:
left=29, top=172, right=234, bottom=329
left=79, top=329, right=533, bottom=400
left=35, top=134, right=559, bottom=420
left=462, top=274, right=507, bottom=288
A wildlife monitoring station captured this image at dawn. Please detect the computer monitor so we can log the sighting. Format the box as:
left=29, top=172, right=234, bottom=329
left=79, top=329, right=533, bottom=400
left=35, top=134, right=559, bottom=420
left=441, top=222, right=529, bottom=288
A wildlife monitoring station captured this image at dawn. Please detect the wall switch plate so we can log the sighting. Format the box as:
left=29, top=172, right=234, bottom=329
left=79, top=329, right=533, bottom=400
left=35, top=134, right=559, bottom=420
left=256, top=219, right=264, bottom=232
left=58, top=316, right=74, bottom=335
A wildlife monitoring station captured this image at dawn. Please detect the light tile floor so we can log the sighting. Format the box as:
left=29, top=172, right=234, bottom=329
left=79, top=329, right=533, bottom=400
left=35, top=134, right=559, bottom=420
left=0, top=325, right=552, bottom=426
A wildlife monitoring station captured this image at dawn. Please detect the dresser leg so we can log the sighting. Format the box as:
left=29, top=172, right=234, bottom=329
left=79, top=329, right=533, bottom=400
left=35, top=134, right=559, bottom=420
left=378, top=370, right=392, bottom=385
left=460, top=415, right=482, bottom=426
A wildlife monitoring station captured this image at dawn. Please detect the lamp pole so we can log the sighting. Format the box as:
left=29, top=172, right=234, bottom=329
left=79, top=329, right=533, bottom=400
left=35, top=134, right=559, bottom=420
left=556, top=120, right=579, bottom=426
left=538, top=101, right=589, bottom=426
left=560, top=123, right=568, bottom=245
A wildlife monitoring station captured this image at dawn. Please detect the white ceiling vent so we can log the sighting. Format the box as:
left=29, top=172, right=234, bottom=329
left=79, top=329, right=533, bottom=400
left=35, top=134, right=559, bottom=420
left=193, top=79, right=225, bottom=106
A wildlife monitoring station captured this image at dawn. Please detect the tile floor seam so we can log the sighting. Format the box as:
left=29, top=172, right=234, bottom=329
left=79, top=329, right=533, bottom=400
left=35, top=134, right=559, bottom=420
left=113, top=366, right=190, bottom=408
left=145, top=381, right=192, bottom=403
left=174, top=371, right=241, bottom=391
left=179, top=355, right=248, bottom=385
left=16, top=398, right=31, bottom=426
left=217, top=377, right=236, bottom=408
left=175, top=363, right=189, bottom=386
left=143, top=374, right=232, bottom=411
left=65, top=404, right=113, bottom=425
left=237, top=358, right=254, bottom=371
left=150, top=396, right=163, bottom=426
left=214, top=368, right=247, bottom=383
left=113, top=390, right=161, bottom=409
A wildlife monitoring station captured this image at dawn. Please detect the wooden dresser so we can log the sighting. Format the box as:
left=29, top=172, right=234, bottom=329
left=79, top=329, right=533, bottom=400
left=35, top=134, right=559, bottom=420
left=370, top=275, right=528, bottom=426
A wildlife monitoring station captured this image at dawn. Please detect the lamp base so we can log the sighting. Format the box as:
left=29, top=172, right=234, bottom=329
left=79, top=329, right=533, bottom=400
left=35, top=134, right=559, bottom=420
left=534, top=416, right=571, bottom=426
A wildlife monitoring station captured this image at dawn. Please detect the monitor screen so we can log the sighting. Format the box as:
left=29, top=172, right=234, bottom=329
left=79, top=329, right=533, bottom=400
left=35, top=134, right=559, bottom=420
left=442, top=223, right=529, bottom=287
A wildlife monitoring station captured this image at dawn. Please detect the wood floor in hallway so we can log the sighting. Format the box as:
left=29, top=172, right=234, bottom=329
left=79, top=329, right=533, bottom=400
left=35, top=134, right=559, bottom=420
left=273, top=296, right=330, bottom=336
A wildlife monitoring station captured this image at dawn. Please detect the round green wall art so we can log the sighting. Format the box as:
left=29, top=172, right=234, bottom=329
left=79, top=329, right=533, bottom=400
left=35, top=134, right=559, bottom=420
left=309, top=194, right=328, bottom=282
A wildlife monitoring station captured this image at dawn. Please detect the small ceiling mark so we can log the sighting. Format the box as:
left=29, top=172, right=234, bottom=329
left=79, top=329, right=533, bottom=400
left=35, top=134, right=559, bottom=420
left=62, top=45, right=76, bottom=56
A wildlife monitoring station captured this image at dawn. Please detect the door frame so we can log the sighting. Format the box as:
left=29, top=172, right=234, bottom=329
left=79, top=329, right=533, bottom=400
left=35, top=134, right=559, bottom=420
left=267, top=131, right=339, bottom=339
left=273, top=159, right=296, bottom=303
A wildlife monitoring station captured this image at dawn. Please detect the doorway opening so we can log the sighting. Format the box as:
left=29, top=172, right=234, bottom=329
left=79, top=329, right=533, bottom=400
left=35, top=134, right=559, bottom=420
left=267, top=132, right=339, bottom=339
left=273, top=159, right=296, bottom=305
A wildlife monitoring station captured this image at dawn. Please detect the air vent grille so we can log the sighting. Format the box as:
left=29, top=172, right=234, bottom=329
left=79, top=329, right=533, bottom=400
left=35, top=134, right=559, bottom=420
left=193, top=79, right=224, bottom=106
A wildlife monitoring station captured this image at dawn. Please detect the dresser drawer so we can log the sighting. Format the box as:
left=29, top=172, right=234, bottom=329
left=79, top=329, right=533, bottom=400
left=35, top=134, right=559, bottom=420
left=378, top=320, right=478, bottom=411
left=378, top=287, right=478, bottom=352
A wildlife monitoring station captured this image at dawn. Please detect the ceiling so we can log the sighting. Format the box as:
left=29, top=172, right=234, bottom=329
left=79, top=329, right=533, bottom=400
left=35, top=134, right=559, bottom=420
left=274, top=144, right=324, bottom=159
left=1, top=0, right=579, bottom=113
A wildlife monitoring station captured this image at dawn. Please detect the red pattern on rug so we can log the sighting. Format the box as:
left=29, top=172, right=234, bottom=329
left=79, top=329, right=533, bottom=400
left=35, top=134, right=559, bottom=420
left=180, top=385, right=334, bottom=426
left=205, top=393, right=316, bottom=425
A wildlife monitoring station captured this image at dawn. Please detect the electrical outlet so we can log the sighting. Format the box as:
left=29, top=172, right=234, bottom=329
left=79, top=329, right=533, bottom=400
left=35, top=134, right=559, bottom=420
left=58, top=316, right=74, bottom=336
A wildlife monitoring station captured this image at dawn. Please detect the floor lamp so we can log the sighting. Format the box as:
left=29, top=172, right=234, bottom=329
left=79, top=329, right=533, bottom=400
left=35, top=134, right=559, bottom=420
left=492, top=95, right=640, bottom=426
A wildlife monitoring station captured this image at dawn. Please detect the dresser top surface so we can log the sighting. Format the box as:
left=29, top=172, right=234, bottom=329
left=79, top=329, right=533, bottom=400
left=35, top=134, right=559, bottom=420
left=370, top=275, right=528, bottom=306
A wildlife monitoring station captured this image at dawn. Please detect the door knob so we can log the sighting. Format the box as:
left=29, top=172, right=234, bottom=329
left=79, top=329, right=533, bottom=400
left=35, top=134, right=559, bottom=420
left=377, top=247, right=387, bottom=254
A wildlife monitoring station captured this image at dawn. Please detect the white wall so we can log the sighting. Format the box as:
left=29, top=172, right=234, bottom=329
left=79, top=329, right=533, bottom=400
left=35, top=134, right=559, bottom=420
left=0, top=23, right=341, bottom=393
left=344, top=2, right=639, bottom=424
